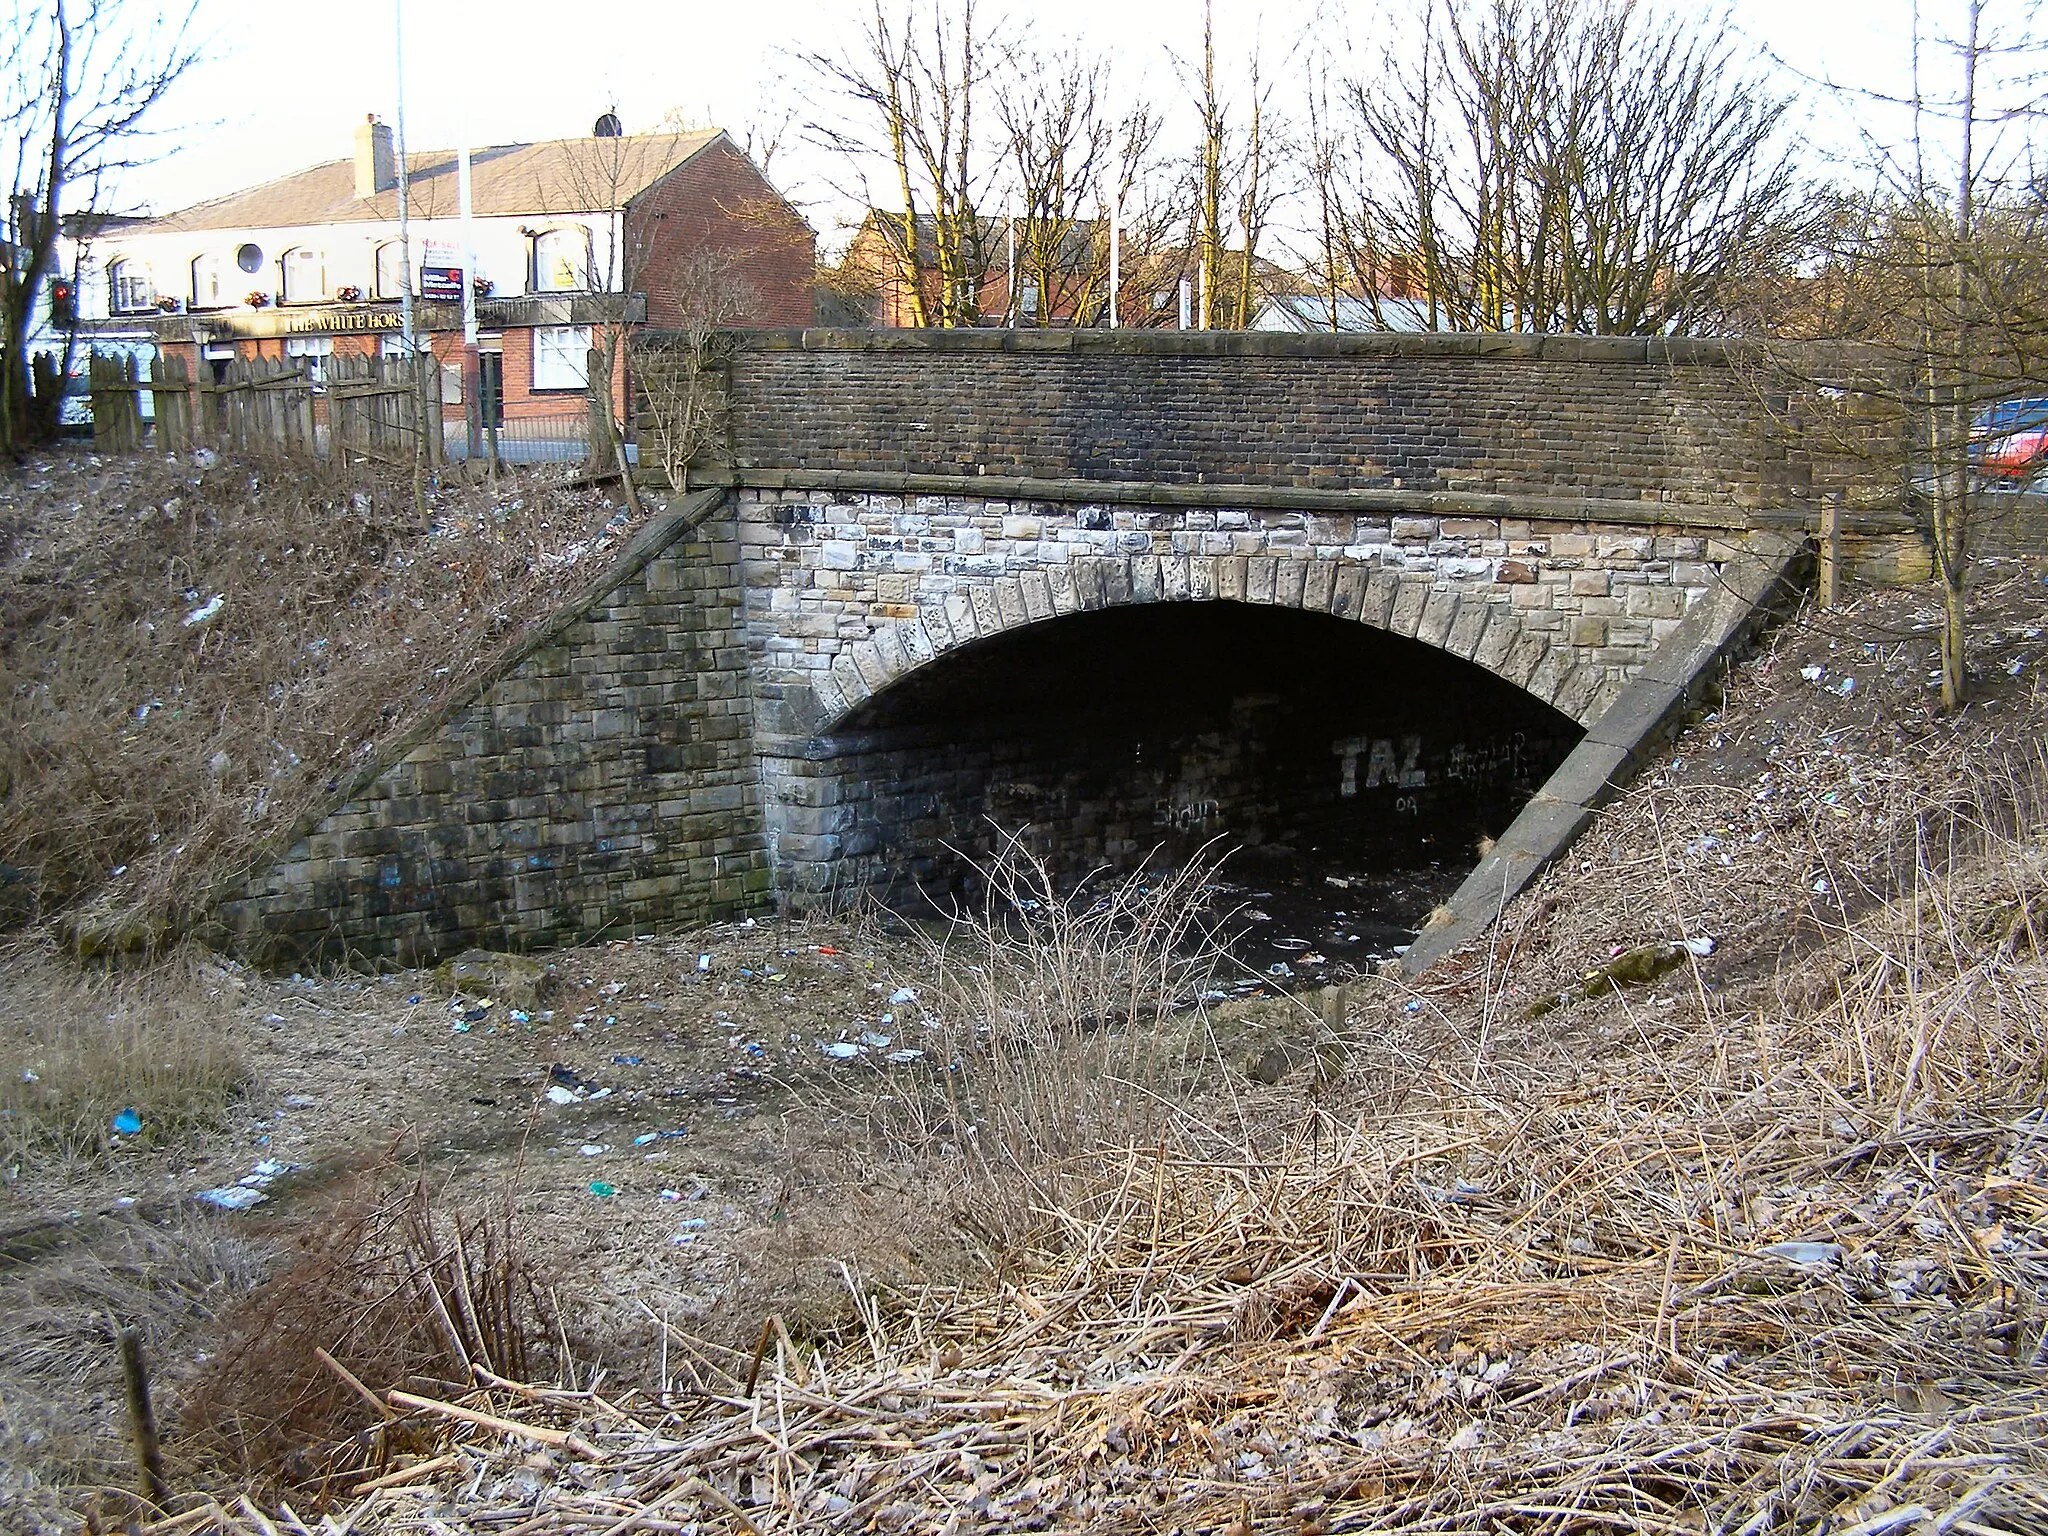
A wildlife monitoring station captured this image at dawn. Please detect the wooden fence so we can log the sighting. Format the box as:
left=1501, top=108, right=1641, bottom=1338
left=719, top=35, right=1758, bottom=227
left=118, top=352, right=444, bottom=467
left=86, top=353, right=150, bottom=452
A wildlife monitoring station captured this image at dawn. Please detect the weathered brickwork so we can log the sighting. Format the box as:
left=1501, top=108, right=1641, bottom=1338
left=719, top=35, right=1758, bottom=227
left=717, top=330, right=1802, bottom=507
left=218, top=510, right=769, bottom=965
left=737, top=488, right=1732, bottom=897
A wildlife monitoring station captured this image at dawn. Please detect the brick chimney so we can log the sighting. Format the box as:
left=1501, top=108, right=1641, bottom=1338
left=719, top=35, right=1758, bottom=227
left=354, top=114, right=395, bottom=198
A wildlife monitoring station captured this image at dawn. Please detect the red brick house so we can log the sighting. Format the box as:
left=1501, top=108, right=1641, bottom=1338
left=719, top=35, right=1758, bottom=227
left=62, top=118, right=812, bottom=456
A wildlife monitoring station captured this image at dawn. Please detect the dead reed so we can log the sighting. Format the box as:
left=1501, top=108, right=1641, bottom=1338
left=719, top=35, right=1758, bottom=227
left=173, top=1166, right=558, bottom=1505
left=141, top=651, right=2048, bottom=1533
left=816, top=832, right=1231, bottom=1233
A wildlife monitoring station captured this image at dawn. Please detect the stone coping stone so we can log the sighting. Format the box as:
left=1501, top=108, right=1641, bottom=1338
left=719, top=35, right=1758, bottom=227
left=1390, top=529, right=1807, bottom=978
left=680, top=326, right=1750, bottom=366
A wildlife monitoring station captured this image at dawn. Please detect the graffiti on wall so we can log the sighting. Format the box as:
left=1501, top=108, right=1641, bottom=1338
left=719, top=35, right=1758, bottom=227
left=1333, top=735, right=1426, bottom=797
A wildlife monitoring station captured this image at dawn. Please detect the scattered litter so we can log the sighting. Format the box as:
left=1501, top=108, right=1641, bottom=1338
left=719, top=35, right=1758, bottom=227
left=545, top=1085, right=580, bottom=1106
left=659, top=1189, right=684, bottom=1201
left=885, top=1049, right=926, bottom=1064
left=283, top=1094, right=316, bottom=1109
left=579, top=1144, right=609, bottom=1157
left=588, top=1181, right=617, bottom=1198
left=112, top=1108, right=142, bottom=1136
left=888, top=986, right=918, bottom=1005
left=1834, top=676, right=1856, bottom=696
left=1760, top=1241, right=1845, bottom=1268
left=182, top=593, right=225, bottom=627
left=822, top=1041, right=863, bottom=1060
left=611, top=1055, right=644, bottom=1066
left=196, top=1186, right=266, bottom=1211
left=1800, top=664, right=1825, bottom=682
left=634, top=1132, right=659, bottom=1146
left=697, top=954, right=712, bottom=972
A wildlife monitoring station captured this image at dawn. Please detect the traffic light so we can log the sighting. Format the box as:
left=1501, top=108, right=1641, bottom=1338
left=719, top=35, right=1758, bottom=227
left=49, top=278, right=75, bottom=326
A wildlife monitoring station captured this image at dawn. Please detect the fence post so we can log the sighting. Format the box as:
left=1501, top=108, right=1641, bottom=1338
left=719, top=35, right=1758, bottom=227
left=1818, top=491, right=1842, bottom=609
left=586, top=346, right=609, bottom=468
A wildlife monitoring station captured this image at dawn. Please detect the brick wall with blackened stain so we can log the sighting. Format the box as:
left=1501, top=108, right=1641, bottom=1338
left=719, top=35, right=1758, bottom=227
left=715, top=330, right=1805, bottom=505
left=215, top=511, right=769, bottom=966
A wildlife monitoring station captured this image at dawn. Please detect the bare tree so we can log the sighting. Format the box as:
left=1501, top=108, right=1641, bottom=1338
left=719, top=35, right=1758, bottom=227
left=1319, top=0, right=1799, bottom=336
left=1172, top=1, right=1285, bottom=330
left=635, top=251, right=759, bottom=492
left=2, top=0, right=199, bottom=457
left=1754, top=1, right=2048, bottom=710
left=808, top=0, right=1004, bottom=328
left=550, top=125, right=691, bottom=514
left=996, top=47, right=1112, bottom=324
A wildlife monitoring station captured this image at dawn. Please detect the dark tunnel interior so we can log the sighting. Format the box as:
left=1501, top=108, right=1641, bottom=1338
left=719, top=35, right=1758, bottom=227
left=820, top=601, right=1583, bottom=963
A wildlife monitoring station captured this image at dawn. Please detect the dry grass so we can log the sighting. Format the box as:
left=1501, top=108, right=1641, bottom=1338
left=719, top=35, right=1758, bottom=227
left=0, top=1210, right=271, bottom=1536
left=0, top=446, right=630, bottom=945
left=801, top=834, right=1234, bottom=1254
left=0, top=939, right=251, bottom=1168
left=147, top=593, right=2048, bottom=1533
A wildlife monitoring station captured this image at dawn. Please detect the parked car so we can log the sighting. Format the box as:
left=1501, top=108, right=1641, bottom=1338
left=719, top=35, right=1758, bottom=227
left=1972, top=396, right=2048, bottom=484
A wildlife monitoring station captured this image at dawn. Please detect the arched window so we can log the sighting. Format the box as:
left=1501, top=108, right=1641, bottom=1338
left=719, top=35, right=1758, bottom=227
left=109, top=259, right=155, bottom=313
left=530, top=227, right=589, bottom=292
left=190, top=253, right=225, bottom=309
left=280, top=246, right=327, bottom=304
left=374, top=241, right=406, bottom=300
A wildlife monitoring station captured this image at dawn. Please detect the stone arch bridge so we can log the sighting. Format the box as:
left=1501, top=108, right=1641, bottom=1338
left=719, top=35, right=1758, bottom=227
left=217, top=330, right=1811, bottom=971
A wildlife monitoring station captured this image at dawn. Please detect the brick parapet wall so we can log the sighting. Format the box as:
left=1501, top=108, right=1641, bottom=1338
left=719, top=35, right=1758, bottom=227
left=689, top=329, right=1811, bottom=509
left=216, top=506, right=769, bottom=965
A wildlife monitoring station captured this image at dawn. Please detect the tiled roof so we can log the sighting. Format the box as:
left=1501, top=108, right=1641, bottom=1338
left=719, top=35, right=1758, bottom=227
left=137, top=129, right=728, bottom=232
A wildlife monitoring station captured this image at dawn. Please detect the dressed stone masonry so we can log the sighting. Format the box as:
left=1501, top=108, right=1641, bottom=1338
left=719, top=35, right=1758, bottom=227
left=741, top=493, right=1736, bottom=891
left=217, top=331, right=1824, bottom=963
left=215, top=495, right=769, bottom=965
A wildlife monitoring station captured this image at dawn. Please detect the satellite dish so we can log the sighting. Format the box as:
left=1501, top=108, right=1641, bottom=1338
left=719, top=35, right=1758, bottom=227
left=593, top=113, right=622, bottom=138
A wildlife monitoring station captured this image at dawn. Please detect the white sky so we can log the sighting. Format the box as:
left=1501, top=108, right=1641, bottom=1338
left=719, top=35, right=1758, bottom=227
left=119, top=0, right=1990, bottom=253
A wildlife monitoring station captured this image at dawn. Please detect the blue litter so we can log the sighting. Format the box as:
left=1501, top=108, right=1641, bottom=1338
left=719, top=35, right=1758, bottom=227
left=112, top=1109, right=142, bottom=1136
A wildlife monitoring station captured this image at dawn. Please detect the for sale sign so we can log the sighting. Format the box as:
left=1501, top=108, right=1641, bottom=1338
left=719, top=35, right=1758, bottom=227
left=420, top=241, right=464, bottom=302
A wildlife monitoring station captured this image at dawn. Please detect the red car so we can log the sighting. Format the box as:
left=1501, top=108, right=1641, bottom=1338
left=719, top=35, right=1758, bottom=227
left=1972, top=397, right=2048, bottom=484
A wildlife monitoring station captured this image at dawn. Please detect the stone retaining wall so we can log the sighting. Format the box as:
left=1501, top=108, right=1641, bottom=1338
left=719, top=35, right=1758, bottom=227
left=216, top=505, right=768, bottom=966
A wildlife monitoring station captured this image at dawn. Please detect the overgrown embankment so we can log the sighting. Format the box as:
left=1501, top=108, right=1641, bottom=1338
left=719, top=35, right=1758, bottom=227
left=0, top=447, right=635, bottom=944
left=92, top=571, right=2048, bottom=1533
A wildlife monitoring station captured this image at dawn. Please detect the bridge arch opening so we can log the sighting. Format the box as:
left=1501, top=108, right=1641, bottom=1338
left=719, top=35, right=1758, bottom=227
left=785, top=600, right=1583, bottom=952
